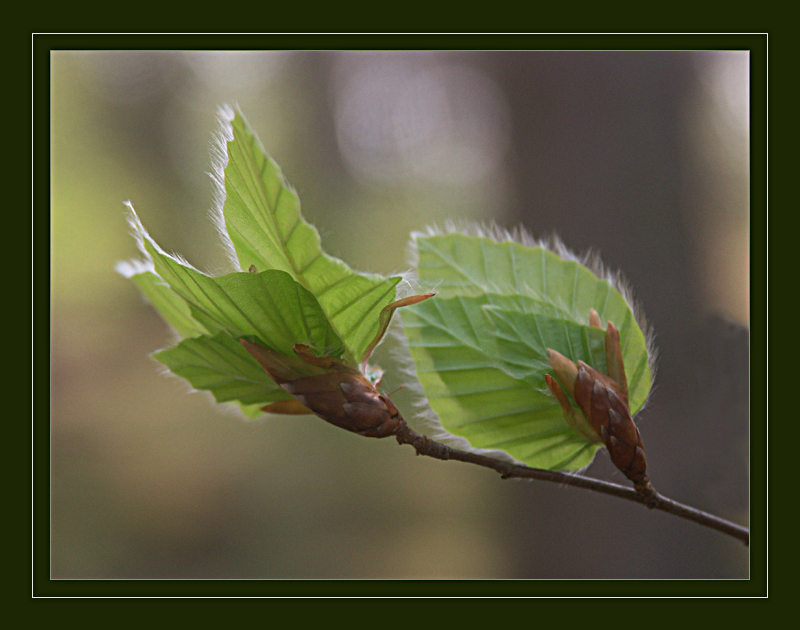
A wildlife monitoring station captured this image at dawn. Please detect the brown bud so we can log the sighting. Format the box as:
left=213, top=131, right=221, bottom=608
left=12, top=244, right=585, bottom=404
left=546, top=312, right=650, bottom=487
left=238, top=293, right=434, bottom=437
left=241, top=339, right=405, bottom=438
left=604, top=321, right=628, bottom=405
left=547, top=348, right=580, bottom=399
left=545, top=374, right=602, bottom=444
left=282, top=370, right=404, bottom=437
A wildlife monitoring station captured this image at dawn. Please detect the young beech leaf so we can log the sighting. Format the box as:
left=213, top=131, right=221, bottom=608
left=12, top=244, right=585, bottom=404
left=401, top=225, right=656, bottom=473
left=154, top=332, right=295, bottom=408
left=117, top=106, right=422, bottom=426
left=125, top=206, right=345, bottom=357
left=117, top=265, right=210, bottom=339
left=212, top=105, right=401, bottom=365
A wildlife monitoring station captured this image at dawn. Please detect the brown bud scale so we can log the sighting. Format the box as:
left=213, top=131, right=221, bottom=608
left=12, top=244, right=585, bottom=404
left=241, top=339, right=405, bottom=438
left=546, top=314, right=650, bottom=489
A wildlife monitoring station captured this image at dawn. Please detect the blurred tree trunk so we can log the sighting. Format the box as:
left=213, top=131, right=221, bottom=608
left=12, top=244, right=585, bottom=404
left=490, top=51, right=748, bottom=578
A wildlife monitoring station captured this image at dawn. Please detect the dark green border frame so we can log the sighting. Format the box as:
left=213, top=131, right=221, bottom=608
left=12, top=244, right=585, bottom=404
left=34, top=33, right=766, bottom=598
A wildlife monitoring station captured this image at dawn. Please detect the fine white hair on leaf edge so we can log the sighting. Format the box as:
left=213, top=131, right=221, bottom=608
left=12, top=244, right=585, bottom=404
left=392, top=269, right=423, bottom=301
left=151, top=352, right=261, bottom=422
left=397, top=219, right=657, bottom=466
left=208, top=103, right=242, bottom=273
left=121, top=201, right=206, bottom=276
left=208, top=103, right=416, bottom=292
left=114, top=257, right=153, bottom=279
left=120, top=200, right=151, bottom=263
left=408, top=220, right=658, bottom=390
left=115, top=201, right=156, bottom=279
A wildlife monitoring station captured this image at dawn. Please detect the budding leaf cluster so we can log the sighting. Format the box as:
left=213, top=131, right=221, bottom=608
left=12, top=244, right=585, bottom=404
left=118, top=106, right=655, bottom=478
left=401, top=227, right=655, bottom=472
left=118, top=106, right=429, bottom=436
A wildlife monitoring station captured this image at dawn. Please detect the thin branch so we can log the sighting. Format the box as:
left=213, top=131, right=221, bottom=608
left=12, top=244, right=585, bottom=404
left=394, top=422, right=749, bottom=547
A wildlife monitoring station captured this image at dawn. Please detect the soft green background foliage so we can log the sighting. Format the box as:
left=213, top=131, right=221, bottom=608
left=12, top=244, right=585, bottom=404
left=403, top=231, right=653, bottom=471
left=119, top=109, right=403, bottom=416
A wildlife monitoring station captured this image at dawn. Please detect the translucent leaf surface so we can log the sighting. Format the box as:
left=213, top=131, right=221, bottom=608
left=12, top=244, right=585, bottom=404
left=125, top=269, right=209, bottom=339
left=482, top=304, right=609, bottom=384
left=403, top=230, right=653, bottom=471
left=402, top=294, right=600, bottom=470
left=216, top=108, right=401, bottom=363
left=154, top=332, right=293, bottom=407
left=125, top=208, right=345, bottom=358
left=118, top=108, right=411, bottom=419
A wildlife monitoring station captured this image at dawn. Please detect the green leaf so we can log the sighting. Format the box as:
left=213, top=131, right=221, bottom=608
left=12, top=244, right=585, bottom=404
left=483, top=304, right=608, bottom=383
left=122, top=267, right=209, bottom=339
left=402, top=294, right=600, bottom=471
left=118, top=108, right=414, bottom=420
left=483, top=302, right=650, bottom=413
left=402, top=228, right=654, bottom=471
left=412, top=230, right=652, bottom=412
left=127, top=208, right=345, bottom=357
left=154, top=332, right=293, bottom=407
left=215, top=107, right=401, bottom=363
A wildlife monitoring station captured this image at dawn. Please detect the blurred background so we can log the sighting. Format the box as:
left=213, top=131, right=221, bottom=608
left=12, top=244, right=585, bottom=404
left=50, top=48, right=751, bottom=581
